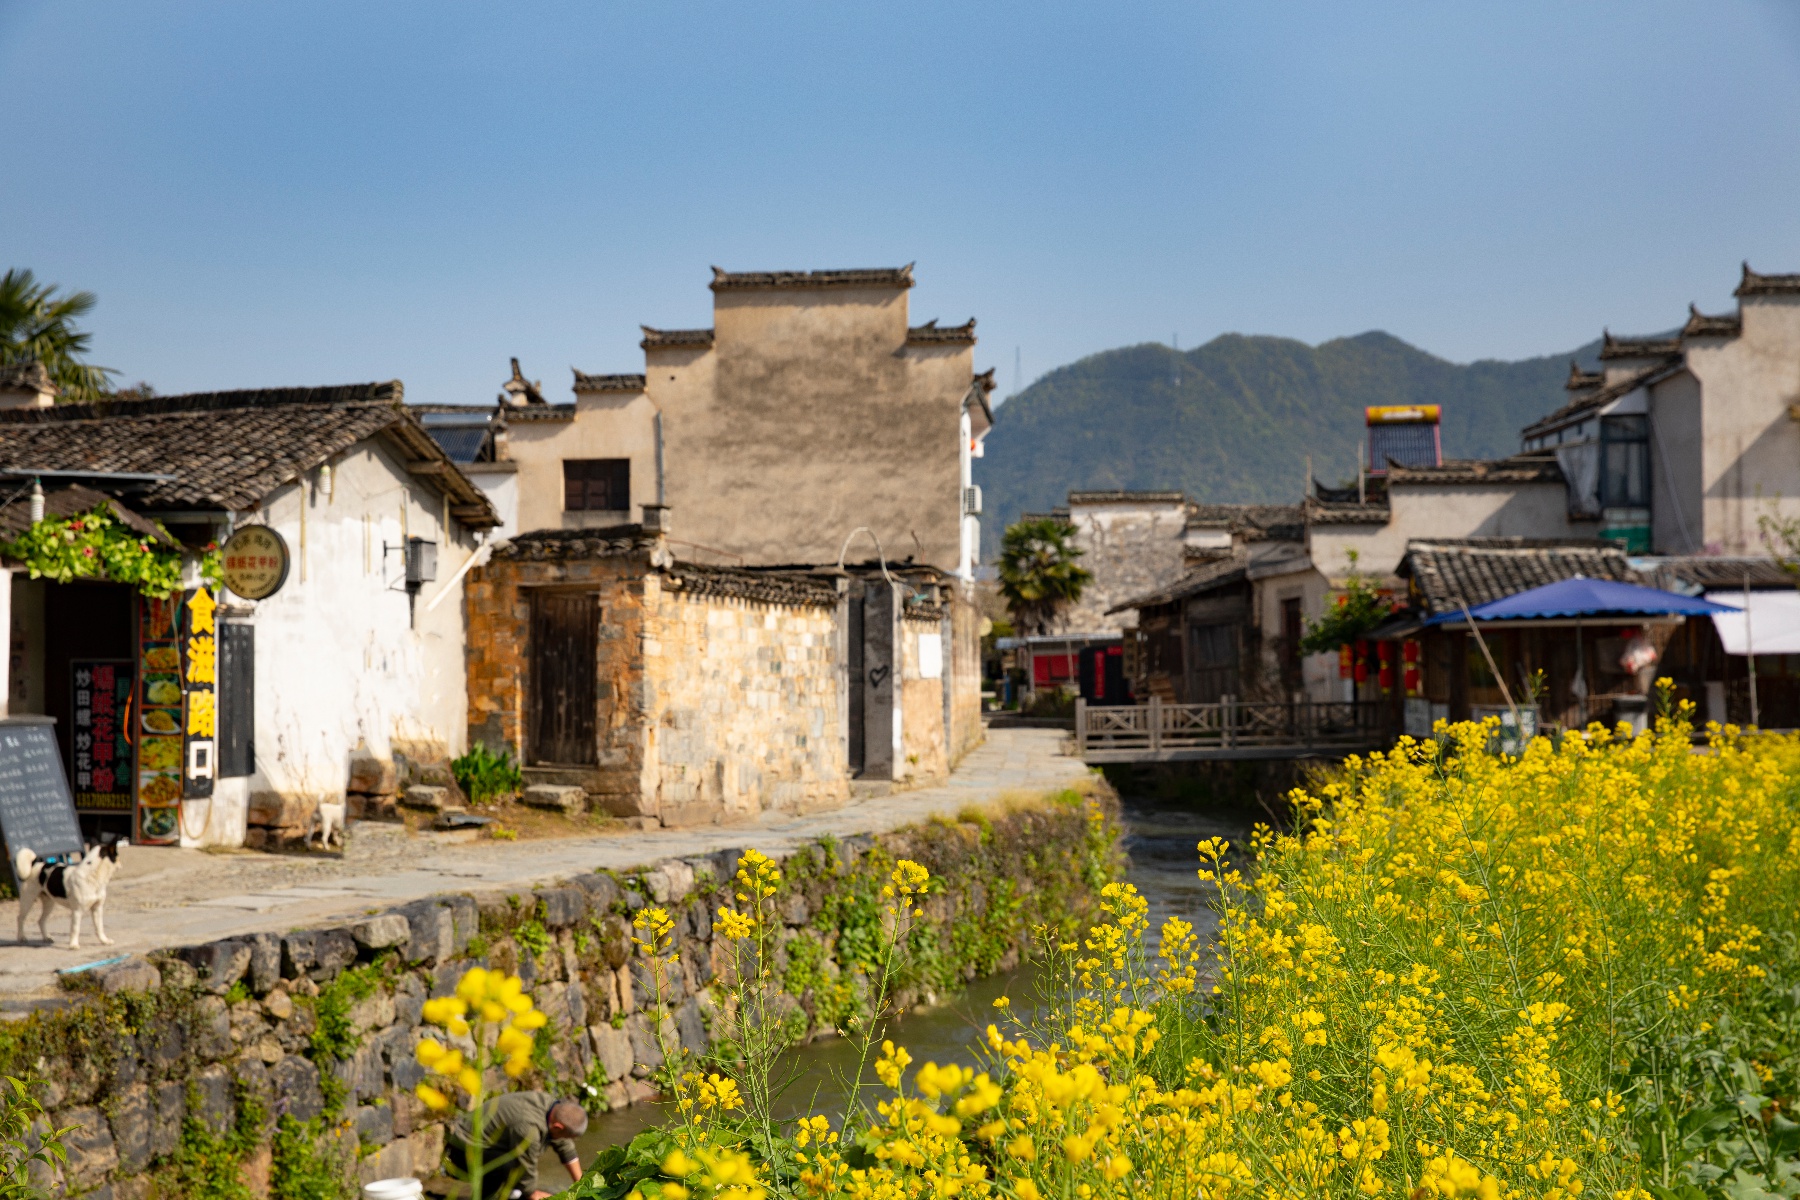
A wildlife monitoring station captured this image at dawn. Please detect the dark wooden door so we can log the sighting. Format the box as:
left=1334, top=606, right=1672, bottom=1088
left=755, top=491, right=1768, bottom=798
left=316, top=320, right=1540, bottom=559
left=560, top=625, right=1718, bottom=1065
left=529, top=591, right=599, bottom=765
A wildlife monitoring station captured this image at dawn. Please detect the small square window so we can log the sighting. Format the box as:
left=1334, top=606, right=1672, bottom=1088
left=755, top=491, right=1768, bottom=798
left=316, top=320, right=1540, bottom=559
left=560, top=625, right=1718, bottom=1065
left=563, top=459, right=630, bottom=512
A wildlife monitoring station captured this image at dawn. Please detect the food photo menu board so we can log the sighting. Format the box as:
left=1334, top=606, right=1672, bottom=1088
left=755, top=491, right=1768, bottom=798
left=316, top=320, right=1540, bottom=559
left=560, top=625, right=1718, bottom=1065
left=137, top=594, right=183, bottom=844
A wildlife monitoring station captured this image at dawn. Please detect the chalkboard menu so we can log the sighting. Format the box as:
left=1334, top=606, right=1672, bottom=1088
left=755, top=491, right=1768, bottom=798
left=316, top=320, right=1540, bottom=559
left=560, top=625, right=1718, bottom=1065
left=0, top=716, right=85, bottom=869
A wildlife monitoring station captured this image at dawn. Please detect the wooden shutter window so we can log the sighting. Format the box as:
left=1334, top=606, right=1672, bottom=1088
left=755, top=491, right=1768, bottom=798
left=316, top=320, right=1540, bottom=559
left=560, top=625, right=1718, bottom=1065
left=563, top=459, right=631, bottom=512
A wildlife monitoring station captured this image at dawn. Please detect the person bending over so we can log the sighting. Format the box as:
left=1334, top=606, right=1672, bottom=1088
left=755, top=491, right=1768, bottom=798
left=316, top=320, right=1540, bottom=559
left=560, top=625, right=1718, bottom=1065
left=445, top=1091, right=586, bottom=1200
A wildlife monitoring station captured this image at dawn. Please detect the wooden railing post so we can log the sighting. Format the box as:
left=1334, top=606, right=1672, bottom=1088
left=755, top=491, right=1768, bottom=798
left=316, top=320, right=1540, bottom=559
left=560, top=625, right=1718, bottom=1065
left=1222, top=693, right=1235, bottom=749
left=1075, top=698, right=1087, bottom=756
left=1148, top=695, right=1162, bottom=754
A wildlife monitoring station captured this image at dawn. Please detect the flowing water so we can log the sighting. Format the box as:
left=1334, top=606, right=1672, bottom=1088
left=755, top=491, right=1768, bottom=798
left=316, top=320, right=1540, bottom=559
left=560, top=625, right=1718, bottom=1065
left=555, top=793, right=1257, bottom=1171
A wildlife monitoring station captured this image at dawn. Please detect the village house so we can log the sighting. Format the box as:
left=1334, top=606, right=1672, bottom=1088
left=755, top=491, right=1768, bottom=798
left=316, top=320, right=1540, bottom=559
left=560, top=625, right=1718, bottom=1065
left=1107, top=261, right=1800, bottom=718
left=0, top=383, right=497, bottom=849
left=462, top=524, right=972, bottom=824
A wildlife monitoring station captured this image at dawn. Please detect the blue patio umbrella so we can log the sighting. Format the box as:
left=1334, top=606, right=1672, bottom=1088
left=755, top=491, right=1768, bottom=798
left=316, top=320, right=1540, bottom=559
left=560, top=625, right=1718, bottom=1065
left=1425, top=576, right=1739, bottom=625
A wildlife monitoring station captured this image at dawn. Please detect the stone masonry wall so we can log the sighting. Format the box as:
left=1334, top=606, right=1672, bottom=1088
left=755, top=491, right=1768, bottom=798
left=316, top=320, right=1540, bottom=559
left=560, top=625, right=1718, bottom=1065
left=643, top=577, right=848, bottom=825
left=900, top=617, right=949, bottom=784
left=2, top=789, right=1116, bottom=1200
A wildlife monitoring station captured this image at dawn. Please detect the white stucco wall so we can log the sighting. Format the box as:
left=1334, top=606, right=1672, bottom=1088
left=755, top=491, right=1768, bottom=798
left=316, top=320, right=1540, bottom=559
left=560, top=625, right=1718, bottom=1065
left=1685, top=297, right=1800, bottom=555
left=1309, top=482, right=1587, bottom=584
left=503, top=391, right=661, bottom=536
left=228, top=438, right=479, bottom=815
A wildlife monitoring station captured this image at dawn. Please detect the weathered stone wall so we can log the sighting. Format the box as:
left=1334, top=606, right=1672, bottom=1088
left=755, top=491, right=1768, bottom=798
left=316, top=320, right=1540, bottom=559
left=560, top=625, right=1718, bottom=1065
left=949, top=587, right=984, bottom=765
left=900, top=616, right=949, bottom=783
left=643, top=576, right=849, bottom=824
left=3, top=789, right=1117, bottom=1200
left=1060, top=495, right=1193, bottom=635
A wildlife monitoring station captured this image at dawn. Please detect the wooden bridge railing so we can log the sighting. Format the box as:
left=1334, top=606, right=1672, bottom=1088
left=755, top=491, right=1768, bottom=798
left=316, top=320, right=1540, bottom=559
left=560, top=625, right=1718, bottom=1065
left=1074, top=696, right=1391, bottom=762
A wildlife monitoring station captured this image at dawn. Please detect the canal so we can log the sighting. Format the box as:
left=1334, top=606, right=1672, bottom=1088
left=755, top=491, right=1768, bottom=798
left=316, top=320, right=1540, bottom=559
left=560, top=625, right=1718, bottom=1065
left=556, top=791, right=1256, bottom=1168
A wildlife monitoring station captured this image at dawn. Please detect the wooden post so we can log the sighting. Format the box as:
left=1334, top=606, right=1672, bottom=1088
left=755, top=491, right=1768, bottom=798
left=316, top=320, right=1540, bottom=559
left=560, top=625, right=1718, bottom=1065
left=1222, top=693, right=1235, bottom=750
left=1075, top=697, right=1087, bottom=756
left=1148, top=695, right=1162, bottom=754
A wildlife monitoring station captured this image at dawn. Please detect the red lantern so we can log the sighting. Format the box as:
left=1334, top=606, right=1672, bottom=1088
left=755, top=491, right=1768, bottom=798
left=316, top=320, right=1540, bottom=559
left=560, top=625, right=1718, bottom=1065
left=1338, top=644, right=1353, bottom=679
left=1353, top=640, right=1369, bottom=684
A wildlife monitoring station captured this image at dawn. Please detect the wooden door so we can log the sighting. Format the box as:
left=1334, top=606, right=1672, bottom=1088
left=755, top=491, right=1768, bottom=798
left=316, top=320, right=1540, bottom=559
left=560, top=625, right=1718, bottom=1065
left=529, top=591, right=599, bottom=765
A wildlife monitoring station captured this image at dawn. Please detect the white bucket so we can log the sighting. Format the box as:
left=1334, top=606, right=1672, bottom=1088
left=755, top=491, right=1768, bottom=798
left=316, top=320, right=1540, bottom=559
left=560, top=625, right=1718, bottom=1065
left=362, top=1180, right=423, bottom=1200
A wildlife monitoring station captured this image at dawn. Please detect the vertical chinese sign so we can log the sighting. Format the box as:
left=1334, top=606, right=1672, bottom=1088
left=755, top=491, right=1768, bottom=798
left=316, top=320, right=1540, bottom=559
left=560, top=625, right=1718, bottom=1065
left=183, top=588, right=216, bottom=800
left=71, top=660, right=135, bottom=812
left=137, top=594, right=184, bottom=844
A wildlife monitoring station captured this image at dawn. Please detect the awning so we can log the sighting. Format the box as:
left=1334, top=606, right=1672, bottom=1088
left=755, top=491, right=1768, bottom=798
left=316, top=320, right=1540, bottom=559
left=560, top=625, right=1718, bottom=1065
left=1706, top=590, right=1800, bottom=655
left=1424, top=576, right=1739, bottom=626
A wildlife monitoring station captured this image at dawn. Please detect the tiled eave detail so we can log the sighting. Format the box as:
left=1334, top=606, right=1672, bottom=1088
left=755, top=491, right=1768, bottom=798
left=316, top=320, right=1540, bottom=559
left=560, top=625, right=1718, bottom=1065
left=572, top=372, right=647, bottom=394
left=1521, top=362, right=1687, bottom=441
left=491, top=527, right=658, bottom=561
left=1388, top=457, right=1564, bottom=486
left=710, top=265, right=914, bottom=292
left=906, top=319, right=976, bottom=346
left=640, top=327, right=715, bottom=351
left=1307, top=500, right=1391, bottom=526
left=1735, top=264, right=1800, bottom=297
left=659, top=564, right=841, bottom=609
left=501, top=405, right=576, bottom=423
left=1599, top=330, right=1682, bottom=360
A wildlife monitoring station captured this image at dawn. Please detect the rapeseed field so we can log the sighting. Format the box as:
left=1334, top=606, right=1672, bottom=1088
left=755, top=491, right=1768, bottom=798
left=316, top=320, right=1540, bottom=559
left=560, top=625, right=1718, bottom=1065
left=579, top=695, right=1800, bottom=1200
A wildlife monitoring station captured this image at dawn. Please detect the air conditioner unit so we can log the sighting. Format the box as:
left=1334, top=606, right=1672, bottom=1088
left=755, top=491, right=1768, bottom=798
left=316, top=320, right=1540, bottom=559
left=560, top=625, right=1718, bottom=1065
left=962, top=485, right=983, bottom=516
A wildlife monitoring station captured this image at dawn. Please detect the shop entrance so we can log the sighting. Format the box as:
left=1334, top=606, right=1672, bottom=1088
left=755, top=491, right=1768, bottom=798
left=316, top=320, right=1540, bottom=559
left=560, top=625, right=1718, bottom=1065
left=42, top=581, right=137, bottom=844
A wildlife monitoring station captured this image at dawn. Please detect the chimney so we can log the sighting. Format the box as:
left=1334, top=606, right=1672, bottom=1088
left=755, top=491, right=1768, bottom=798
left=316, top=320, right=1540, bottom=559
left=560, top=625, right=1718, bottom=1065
left=499, top=357, right=545, bottom=407
left=0, top=362, right=57, bottom=410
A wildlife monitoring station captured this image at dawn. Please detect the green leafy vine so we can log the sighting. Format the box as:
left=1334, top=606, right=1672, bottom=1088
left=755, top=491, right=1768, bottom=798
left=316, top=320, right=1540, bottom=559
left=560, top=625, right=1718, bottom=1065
left=1, top=503, right=185, bottom=598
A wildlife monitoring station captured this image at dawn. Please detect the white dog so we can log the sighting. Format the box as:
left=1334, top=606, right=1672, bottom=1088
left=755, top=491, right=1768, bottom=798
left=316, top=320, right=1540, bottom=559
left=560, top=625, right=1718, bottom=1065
left=14, top=840, right=121, bottom=949
left=305, top=800, right=345, bottom=851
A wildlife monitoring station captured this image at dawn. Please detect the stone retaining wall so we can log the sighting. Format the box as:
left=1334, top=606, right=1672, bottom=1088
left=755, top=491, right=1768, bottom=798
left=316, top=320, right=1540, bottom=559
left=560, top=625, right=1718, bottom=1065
left=4, top=786, right=1117, bottom=1200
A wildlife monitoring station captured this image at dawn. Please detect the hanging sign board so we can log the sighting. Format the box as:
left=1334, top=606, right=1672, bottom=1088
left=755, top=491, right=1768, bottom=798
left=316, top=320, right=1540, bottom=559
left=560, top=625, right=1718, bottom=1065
left=220, top=525, right=290, bottom=601
left=0, top=716, right=84, bottom=869
left=182, top=587, right=217, bottom=801
left=71, top=660, right=136, bottom=812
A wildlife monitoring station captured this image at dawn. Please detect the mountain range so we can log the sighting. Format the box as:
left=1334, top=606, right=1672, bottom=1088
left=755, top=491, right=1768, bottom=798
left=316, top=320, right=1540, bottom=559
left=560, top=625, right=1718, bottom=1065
left=974, top=330, right=1603, bottom=552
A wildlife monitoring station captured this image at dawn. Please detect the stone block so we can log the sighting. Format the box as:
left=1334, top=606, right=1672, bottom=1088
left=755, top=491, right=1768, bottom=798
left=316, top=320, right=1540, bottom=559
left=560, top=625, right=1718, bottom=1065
left=351, top=915, right=411, bottom=950
left=233, top=1059, right=274, bottom=1135
left=95, top=958, right=160, bottom=995
left=392, top=978, right=425, bottom=1028
left=347, top=990, right=395, bottom=1034
left=271, top=1055, right=324, bottom=1123
left=336, top=1042, right=385, bottom=1104
left=397, top=901, right=455, bottom=965
left=246, top=933, right=282, bottom=995
left=572, top=872, right=621, bottom=912
left=357, top=1139, right=411, bottom=1187
left=56, top=1106, right=118, bottom=1187
left=599, top=915, right=631, bottom=969
left=142, top=1018, right=186, bottom=1071
left=353, top=1104, right=394, bottom=1148
left=239, top=1143, right=272, bottom=1199
left=150, top=1082, right=184, bottom=1159
left=400, top=784, right=450, bottom=811
left=403, top=1124, right=445, bottom=1179
left=248, top=792, right=315, bottom=827
left=312, top=928, right=357, bottom=979
left=281, top=931, right=318, bottom=978
left=523, top=784, right=586, bottom=814
left=115, top=1174, right=152, bottom=1200
left=443, top=894, right=479, bottom=953
left=179, top=935, right=253, bottom=993
left=108, top=1084, right=152, bottom=1174
left=535, top=887, right=586, bottom=929
left=347, top=752, right=398, bottom=796
left=625, top=1013, right=676, bottom=1077
left=676, top=997, right=708, bottom=1053
left=625, top=1078, right=660, bottom=1104
left=263, top=989, right=294, bottom=1021
left=590, top=1024, right=633, bottom=1082
left=194, top=1064, right=234, bottom=1134
left=645, top=860, right=694, bottom=904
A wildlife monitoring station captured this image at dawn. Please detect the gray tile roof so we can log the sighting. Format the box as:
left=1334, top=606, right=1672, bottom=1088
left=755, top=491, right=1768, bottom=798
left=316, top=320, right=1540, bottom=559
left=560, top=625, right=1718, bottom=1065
left=1735, top=263, right=1800, bottom=297
left=572, top=371, right=647, bottom=393
left=709, top=265, right=914, bottom=292
left=1520, top=363, right=1687, bottom=441
left=1387, top=454, right=1566, bottom=486
left=1599, top=330, right=1682, bottom=360
left=906, top=318, right=976, bottom=346
left=1645, top=556, right=1792, bottom=592
left=1107, top=555, right=1249, bottom=615
left=1398, top=538, right=1638, bottom=616
left=1682, top=304, right=1741, bottom=339
left=639, top=327, right=714, bottom=351
left=0, top=382, right=498, bottom=526
left=0, top=482, right=173, bottom=545
left=490, top=526, right=841, bottom=608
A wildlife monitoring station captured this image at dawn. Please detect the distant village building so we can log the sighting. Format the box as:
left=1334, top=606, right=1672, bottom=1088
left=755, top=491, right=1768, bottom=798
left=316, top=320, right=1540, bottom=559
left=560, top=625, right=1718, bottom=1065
left=425, top=266, right=994, bottom=581
left=1104, top=261, right=1800, bottom=725
left=0, top=384, right=497, bottom=848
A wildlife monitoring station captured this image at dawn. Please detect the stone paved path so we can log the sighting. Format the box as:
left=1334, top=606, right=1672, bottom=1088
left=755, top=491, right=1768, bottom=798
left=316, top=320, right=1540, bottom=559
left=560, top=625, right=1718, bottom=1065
left=0, top=727, right=1088, bottom=1010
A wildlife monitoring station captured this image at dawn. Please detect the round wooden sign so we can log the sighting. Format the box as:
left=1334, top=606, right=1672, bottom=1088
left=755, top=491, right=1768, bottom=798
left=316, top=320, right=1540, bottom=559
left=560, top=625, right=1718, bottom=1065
left=220, top=525, right=290, bottom=600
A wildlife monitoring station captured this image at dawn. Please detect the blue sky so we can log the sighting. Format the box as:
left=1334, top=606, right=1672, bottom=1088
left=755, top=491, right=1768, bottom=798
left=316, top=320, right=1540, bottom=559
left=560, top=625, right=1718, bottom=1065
left=3, top=1, right=1798, bottom=404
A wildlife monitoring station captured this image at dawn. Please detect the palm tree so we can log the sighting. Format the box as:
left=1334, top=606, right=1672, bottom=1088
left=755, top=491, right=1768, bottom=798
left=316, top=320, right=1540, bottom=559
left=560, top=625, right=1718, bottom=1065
left=998, top=517, right=1093, bottom=637
left=0, top=269, right=114, bottom=401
